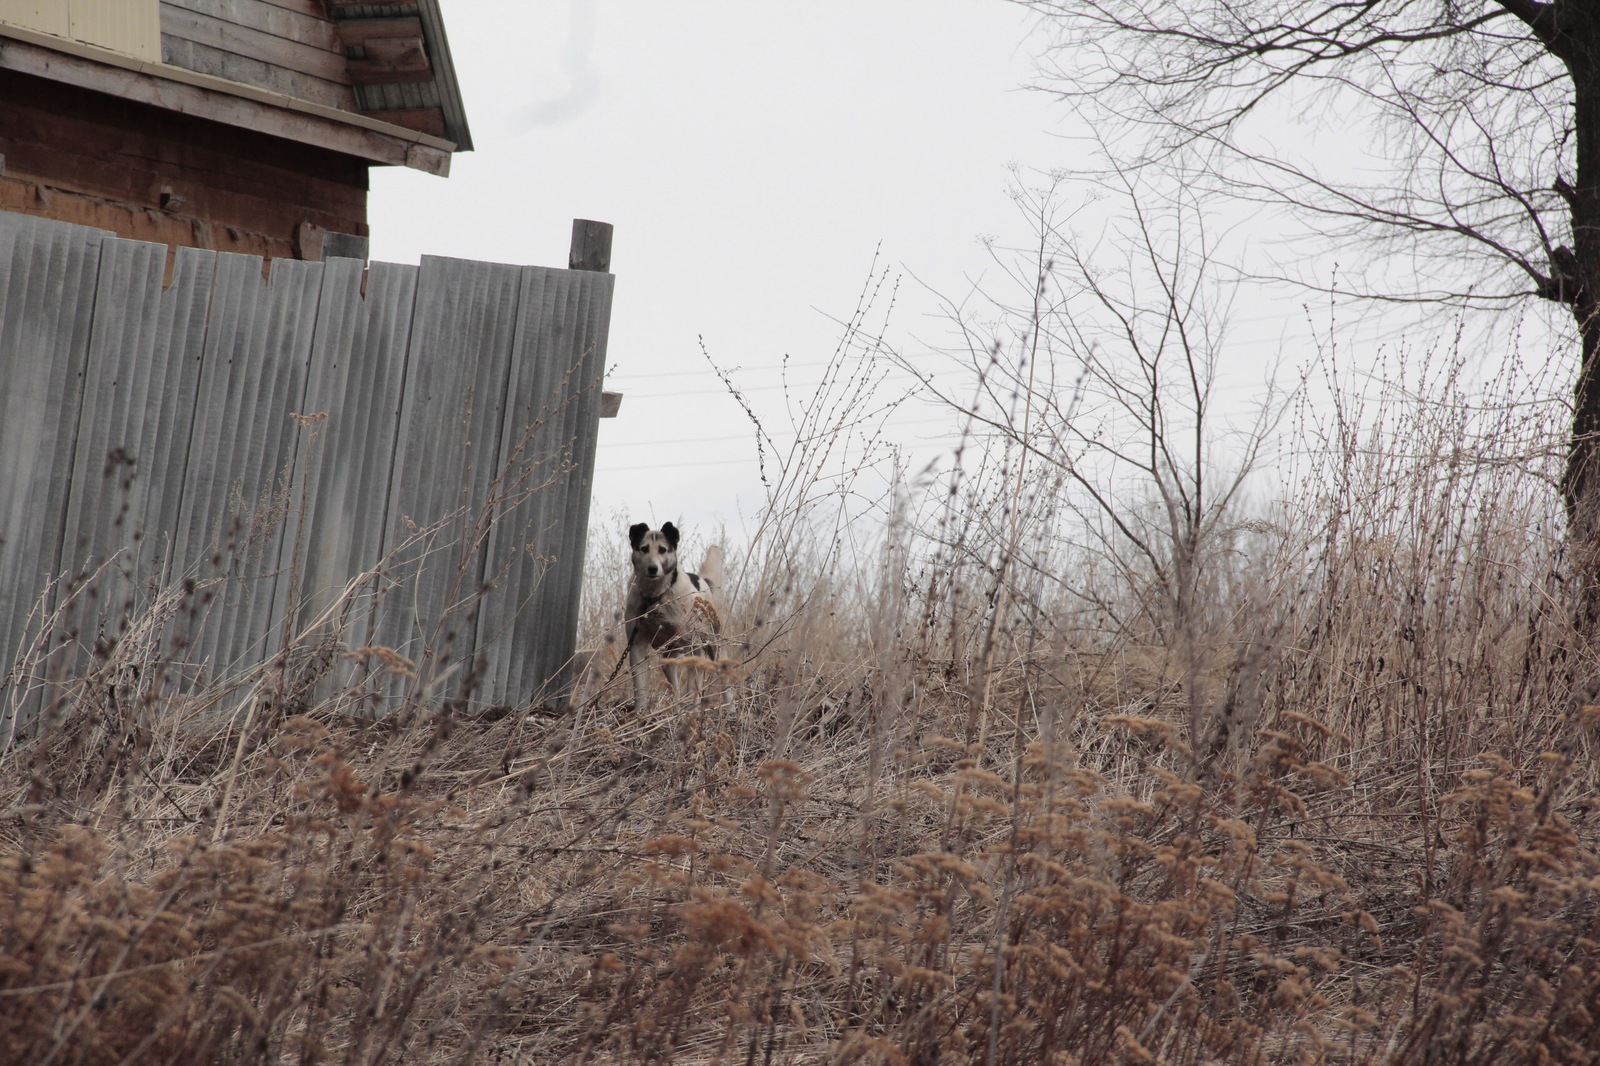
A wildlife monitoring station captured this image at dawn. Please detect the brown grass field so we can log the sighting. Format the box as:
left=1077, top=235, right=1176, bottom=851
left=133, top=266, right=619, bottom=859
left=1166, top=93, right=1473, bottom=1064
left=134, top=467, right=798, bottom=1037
left=4, top=324, right=1600, bottom=1064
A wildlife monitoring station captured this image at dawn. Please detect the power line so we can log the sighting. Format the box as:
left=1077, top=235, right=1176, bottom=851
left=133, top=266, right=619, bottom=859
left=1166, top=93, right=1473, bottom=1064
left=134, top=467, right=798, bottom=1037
left=596, top=412, right=980, bottom=450
left=598, top=431, right=756, bottom=449
left=630, top=381, right=797, bottom=399
left=594, top=380, right=1282, bottom=451
left=607, top=358, right=845, bottom=382
left=596, top=456, right=754, bottom=473
left=614, top=371, right=911, bottom=400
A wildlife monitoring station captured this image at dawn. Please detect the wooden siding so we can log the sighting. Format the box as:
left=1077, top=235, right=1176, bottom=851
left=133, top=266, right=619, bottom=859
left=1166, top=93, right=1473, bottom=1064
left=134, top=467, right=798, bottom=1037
left=163, top=3, right=349, bottom=83
left=154, top=0, right=460, bottom=145
left=0, top=69, right=367, bottom=264
left=159, top=0, right=355, bottom=110
left=5, top=0, right=466, bottom=162
left=0, top=211, right=613, bottom=742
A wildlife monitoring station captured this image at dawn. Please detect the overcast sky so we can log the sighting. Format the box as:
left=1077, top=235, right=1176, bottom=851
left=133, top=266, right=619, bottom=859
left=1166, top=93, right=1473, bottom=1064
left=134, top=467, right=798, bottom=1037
left=366, top=2, right=1297, bottom=545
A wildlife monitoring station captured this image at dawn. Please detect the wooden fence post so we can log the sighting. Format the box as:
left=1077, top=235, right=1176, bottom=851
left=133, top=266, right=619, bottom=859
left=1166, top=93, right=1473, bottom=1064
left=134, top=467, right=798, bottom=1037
left=569, top=219, right=613, bottom=272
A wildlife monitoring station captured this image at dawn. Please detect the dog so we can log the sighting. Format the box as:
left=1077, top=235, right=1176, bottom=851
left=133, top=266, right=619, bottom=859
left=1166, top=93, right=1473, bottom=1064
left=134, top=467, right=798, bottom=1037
left=625, top=522, right=728, bottom=711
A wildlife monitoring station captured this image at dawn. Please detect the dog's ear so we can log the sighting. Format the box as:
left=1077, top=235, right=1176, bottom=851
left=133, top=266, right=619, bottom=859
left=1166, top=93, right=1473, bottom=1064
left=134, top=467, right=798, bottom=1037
left=629, top=523, right=649, bottom=550
left=661, top=522, right=680, bottom=549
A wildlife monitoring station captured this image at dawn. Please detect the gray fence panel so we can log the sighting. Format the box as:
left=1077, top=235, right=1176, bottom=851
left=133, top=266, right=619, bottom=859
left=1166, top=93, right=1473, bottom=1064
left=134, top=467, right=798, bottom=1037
left=473, top=266, right=564, bottom=704
left=146, top=247, right=225, bottom=586
left=475, top=265, right=613, bottom=704
left=59, top=237, right=169, bottom=660
left=174, top=254, right=324, bottom=684
left=378, top=255, right=524, bottom=704
left=549, top=271, right=610, bottom=698
left=552, top=271, right=611, bottom=692
left=59, top=240, right=218, bottom=665
left=284, top=258, right=418, bottom=704
left=543, top=266, right=590, bottom=678
left=0, top=215, right=106, bottom=741
left=60, top=240, right=166, bottom=583
left=1, top=211, right=613, bottom=727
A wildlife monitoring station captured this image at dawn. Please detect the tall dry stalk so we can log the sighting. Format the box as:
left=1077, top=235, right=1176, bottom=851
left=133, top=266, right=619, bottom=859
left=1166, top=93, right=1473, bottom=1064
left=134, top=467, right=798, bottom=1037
left=4, top=250, right=1599, bottom=1062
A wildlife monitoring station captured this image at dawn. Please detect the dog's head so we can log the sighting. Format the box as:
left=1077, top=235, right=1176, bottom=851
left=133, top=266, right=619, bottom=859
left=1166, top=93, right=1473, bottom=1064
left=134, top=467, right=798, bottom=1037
left=629, top=521, right=679, bottom=580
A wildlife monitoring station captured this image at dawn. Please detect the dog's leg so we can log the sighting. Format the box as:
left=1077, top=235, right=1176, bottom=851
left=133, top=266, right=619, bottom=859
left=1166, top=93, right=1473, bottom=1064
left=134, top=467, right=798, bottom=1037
left=629, top=638, right=650, bottom=711
left=662, top=658, right=682, bottom=705
left=676, top=648, right=702, bottom=705
left=712, top=646, right=735, bottom=711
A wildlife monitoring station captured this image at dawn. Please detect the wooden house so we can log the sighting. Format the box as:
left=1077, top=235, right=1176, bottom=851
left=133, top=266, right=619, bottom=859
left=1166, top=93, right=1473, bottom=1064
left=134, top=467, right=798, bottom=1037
left=0, top=0, right=471, bottom=262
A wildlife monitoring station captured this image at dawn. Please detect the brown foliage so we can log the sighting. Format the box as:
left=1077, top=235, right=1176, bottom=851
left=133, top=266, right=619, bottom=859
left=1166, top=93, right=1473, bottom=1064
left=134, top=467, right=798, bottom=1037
left=3, top=344, right=1600, bottom=1062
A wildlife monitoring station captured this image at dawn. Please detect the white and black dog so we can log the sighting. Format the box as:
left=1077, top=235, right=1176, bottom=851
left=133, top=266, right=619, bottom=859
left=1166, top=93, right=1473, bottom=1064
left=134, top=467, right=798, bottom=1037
left=625, top=522, right=728, bottom=710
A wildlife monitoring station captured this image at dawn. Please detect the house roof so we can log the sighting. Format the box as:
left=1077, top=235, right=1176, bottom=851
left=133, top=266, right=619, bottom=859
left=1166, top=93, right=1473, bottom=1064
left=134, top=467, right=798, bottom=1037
left=0, top=0, right=472, bottom=175
left=326, top=0, right=473, bottom=152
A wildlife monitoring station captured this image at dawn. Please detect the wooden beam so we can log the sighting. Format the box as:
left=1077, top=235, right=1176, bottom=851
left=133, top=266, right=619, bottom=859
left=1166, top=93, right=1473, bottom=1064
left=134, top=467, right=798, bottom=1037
left=363, top=107, right=447, bottom=137
left=568, top=219, right=613, bottom=273
left=335, top=17, right=424, bottom=46
left=346, top=36, right=431, bottom=84
left=404, top=142, right=449, bottom=177
left=326, top=0, right=411, bottom=11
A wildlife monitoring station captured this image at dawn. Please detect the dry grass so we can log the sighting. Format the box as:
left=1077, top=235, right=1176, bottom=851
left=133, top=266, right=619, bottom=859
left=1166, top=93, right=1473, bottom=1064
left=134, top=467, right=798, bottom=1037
left=4, top=329, right=1600, bottom=1063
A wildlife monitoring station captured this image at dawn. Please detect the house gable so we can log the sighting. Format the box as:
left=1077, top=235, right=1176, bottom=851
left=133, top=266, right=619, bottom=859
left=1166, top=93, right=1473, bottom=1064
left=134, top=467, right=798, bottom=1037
left=0, top=0, right=472, bottom=261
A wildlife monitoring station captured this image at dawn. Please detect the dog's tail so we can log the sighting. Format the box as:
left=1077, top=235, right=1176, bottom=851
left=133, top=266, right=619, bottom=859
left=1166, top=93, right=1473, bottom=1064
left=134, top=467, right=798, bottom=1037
left=698, top=545, right=725, bottom=588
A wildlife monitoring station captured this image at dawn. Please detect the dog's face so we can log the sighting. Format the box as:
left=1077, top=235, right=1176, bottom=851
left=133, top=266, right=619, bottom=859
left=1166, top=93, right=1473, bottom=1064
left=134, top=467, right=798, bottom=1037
left=629, top=522, right=679, bottom=580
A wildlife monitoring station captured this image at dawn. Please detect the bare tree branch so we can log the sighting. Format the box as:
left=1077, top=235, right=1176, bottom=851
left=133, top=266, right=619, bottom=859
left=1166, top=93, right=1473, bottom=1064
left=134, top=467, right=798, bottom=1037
left=1016, top=0, right=1600, bottom=614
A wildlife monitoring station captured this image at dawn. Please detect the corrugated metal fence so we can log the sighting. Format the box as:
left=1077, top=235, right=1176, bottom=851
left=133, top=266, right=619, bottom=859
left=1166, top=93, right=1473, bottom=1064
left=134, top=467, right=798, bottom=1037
left=0, top=211, right=612, bottom=741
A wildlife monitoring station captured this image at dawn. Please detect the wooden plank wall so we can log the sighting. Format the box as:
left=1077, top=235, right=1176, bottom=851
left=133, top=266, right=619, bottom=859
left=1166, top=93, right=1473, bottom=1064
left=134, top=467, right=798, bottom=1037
left=0, top=69, right=370, bottom=265
left=0, top=211, right=613, bottom=742
left=159, top=0, right=357, bottom=110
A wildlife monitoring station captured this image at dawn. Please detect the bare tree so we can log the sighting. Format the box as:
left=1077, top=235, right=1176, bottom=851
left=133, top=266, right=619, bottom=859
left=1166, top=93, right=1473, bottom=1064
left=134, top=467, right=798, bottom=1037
left=1018, top=0, right=1600, bottom=597
left=903, top=170, right=1291, bottom=765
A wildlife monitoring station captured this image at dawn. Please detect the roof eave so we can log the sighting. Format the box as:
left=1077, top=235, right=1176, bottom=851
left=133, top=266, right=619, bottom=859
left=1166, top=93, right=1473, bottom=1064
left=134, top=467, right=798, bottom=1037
left=0, top=23, right=458, bottom=175
left=414, top=0, right=472, bottom=152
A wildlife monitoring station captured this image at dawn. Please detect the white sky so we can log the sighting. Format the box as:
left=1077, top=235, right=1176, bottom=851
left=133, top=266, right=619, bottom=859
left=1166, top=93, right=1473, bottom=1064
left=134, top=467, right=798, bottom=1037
left=364, top=2, right=1326, bottom=544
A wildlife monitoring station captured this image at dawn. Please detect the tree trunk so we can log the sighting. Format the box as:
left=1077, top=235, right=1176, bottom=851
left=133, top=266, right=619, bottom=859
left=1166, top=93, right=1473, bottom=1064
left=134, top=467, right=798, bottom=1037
left=1566, top=300, right=1600, bottom=627
left=1557, top=11, right=1600, bottom=625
